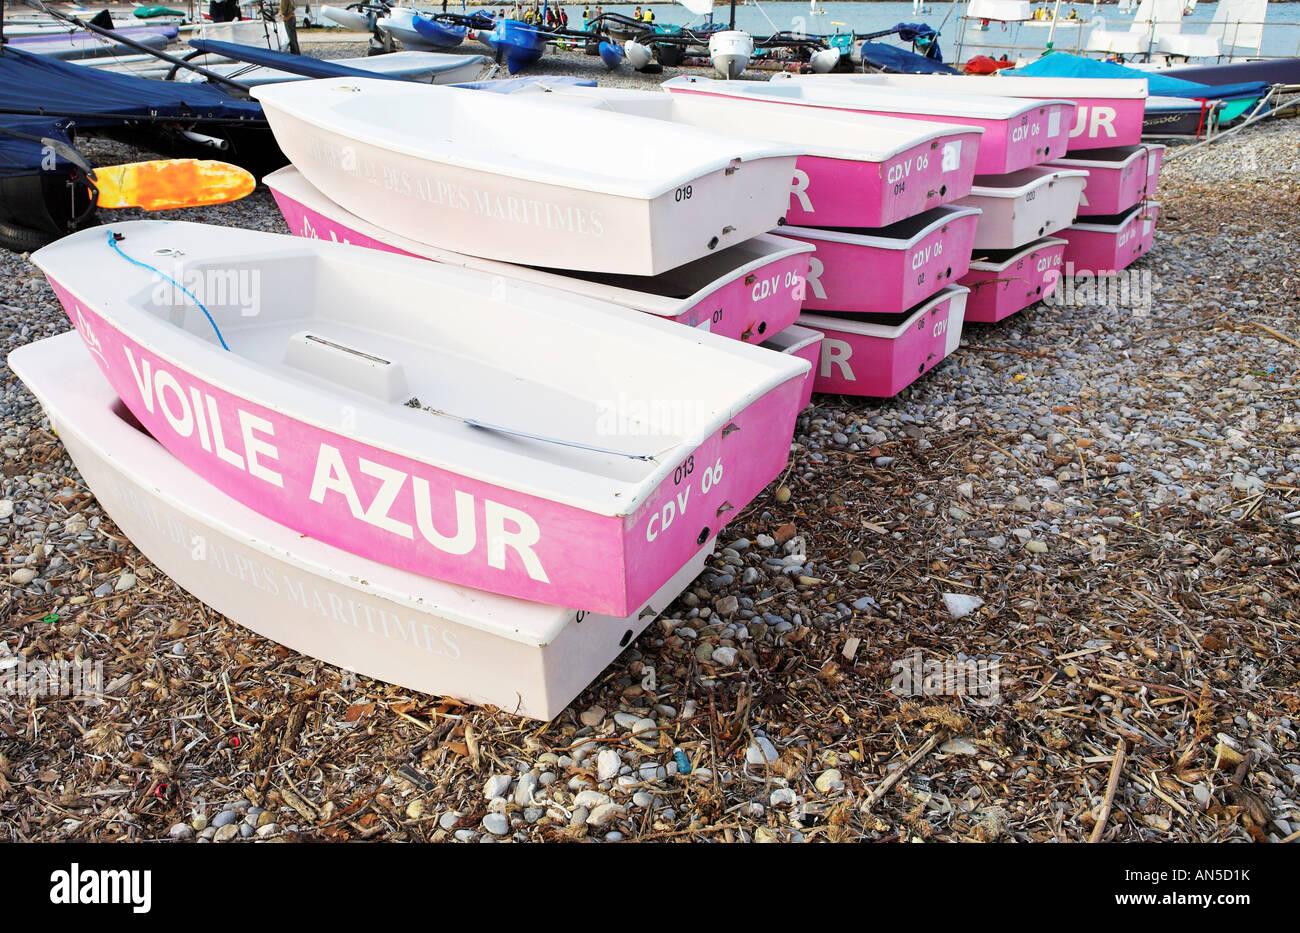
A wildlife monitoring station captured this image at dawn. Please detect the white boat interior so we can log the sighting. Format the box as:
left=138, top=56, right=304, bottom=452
left=35, top=222, right=806, bottom=515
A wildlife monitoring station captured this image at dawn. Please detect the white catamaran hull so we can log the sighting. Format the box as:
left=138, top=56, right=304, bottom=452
left=709, top=31, right=753, bottom=80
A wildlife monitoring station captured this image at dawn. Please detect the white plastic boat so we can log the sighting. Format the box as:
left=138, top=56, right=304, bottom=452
left=709, top=30, right=753, bottom=79
left=33, top=221, right=809, bottom=617
left=251, top=79, right=800, bottom=275
left=511, top=82, right=983, bottom=228
left=673, top=75, right=1075, bottom=175
left=781, top=73, right=1148, bottom=151
left=377, top=8, right=446, bottom=51
left=176, top=50, right=489, bottom=87
left=956, top=167, right=1089, bottom=250
left=9, top=333, right=711, bottom=721
left=323, top=4, right=374, bottom=31
left=265, top=166, right=813, bottom=344
left=193, top=19, right=287, bottom=50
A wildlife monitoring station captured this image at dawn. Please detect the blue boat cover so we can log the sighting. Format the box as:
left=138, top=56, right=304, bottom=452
left=1009, top=53, right=1269, bottom=101
left=860, top=41, right=958, bottom=75
left=892, top=22, right=944, bottom=62
left=0, top=116, right=79, bottom=179
left=189, top=39, right=413, bottom=81
left=0, top=45, right=262, bottom=124
left=0, top=45, right=261, bottom=178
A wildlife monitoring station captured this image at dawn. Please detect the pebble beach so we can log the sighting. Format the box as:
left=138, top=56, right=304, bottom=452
left=0, top=41, right=1298, bottom=844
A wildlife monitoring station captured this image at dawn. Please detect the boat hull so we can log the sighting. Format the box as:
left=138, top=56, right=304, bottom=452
left=709, top=31, right=752, bottom=79
left=1060, top=202, right=1159, bottom=275
left=782, top=205, right=981, bottom=315
left=1050, top=145, right=1149, bottom=217
left=43, top=278, right=805, bottom=619
left=801, top=286, right=967, bottom=397
left=760, top=324, right=823, bottom=411
left=780, top=133, right=981, bottom=228
left=960, top=237, right=1067, bottom=324
left=8, top=333, right=712, bottom=721
left=489, top=20, right=547, bottom=74
left=266, top=166, right=810, bottom=343
left=257, top=102, right=796, bottom=275
left=957, top=167, right=1088, bottom=251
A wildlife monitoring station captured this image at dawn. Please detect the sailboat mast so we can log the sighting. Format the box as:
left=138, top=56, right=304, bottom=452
left=729, top=0, right=736, bottom=31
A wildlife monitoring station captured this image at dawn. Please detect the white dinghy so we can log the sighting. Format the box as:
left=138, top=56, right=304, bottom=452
left=251, top=79, right=800, bottom=275
left=9, top=333, right=712, bottom=721
left=33, top=222, right=809, bottom=618
left=265, top=166, right=814, bottom=344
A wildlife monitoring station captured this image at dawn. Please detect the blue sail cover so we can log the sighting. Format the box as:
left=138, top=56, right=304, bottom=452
left=1009, top=53, right=1269, bottom=102
left=0, top=117, right=79, bottom=179
left=0, top=45, right=262, bottom=125
left=860, top=41, right=958, bottom=75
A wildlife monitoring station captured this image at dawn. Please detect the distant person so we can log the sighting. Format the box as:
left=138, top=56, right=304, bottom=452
left=560, top=8, right=568, bottom=26
left=634, top=6, right=642, bottom=21
left=645, top=8, right=654, bottom=21
left=279, top=0, right=301, bottom=54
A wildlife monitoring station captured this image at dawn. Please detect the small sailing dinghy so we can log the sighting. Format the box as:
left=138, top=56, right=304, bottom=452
left=32, top=221, right=810, bottom=617
left=1048, top=145, right=1150, bottom=217
left=780, top=206, right=982, bottom=316
left=251, top=79, right=800, bottom=275
left=781, top=74, right=1148, bottom=152
left=265, top=166, right=813, bottom=344
left=9, top=333, right=713, bottom=721
left=672, top=75, right=1075, bottom=176
left=956, top=167, right=1089, bottom=251
left=960, top=237, right=1067, bottom=324
left=513, top=82, right=983, bottom=229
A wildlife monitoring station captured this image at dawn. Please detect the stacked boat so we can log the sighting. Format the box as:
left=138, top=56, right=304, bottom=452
left=14, top=78, right=830, bottom=720
left=769, top=72, right=1163, bottom=326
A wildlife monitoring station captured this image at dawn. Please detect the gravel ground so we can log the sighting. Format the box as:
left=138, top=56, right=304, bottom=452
left=0, top=68, right=1297, bottom=842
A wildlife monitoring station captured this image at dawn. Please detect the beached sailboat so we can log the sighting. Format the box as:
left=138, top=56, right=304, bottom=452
left=9, top=332, right=715, bottom=721
left=251, top=79, right=801, bottom=274
left=264, top=165, right=813, bottom=344
left=32, top=221, right=811, bottom=617
left=673, top=74, right=1076, bottom=175
left=519, top=81, right=983, bottom=229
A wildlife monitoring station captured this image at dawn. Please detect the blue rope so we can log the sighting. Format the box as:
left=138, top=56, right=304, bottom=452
left=106, top=230, right=230, bottom=351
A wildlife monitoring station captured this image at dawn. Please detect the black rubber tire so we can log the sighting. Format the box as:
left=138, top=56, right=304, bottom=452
left=0, top=219, right=58, bottom=254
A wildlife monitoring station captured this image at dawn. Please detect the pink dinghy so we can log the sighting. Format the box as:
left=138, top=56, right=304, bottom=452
left=960, top=237, right=1067, bottom=324
left=775, top=74, right=1147, bottom=152
left=32, top=221, right=811, bottom=618
left=501, top=82, right=984, bottom=231
left=760, top=324, right=824, bottom=410
left=1060, top=202, right=1161, bottom=275
left=266, top=167, right=810, bottom=344
left=1050, top=145, right=1149, bottom=216
left=9, top=333, right=714, bottom=722
left=958, top=166, right=1089, bottom=251
left=781, top=205, right=982, bottom=315
left=681, top=73, right=1075, bottom=174
left=801, top=286, right=968, bottom=398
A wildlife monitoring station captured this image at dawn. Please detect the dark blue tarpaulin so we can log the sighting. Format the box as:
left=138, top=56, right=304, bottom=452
left=0, top=45, right=262, bottom=124
left=860, top=41, right=958, bottom=75
left=0, top=117, right=79, bottom=180
left=1008, top=53, right=1269, bottom=102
